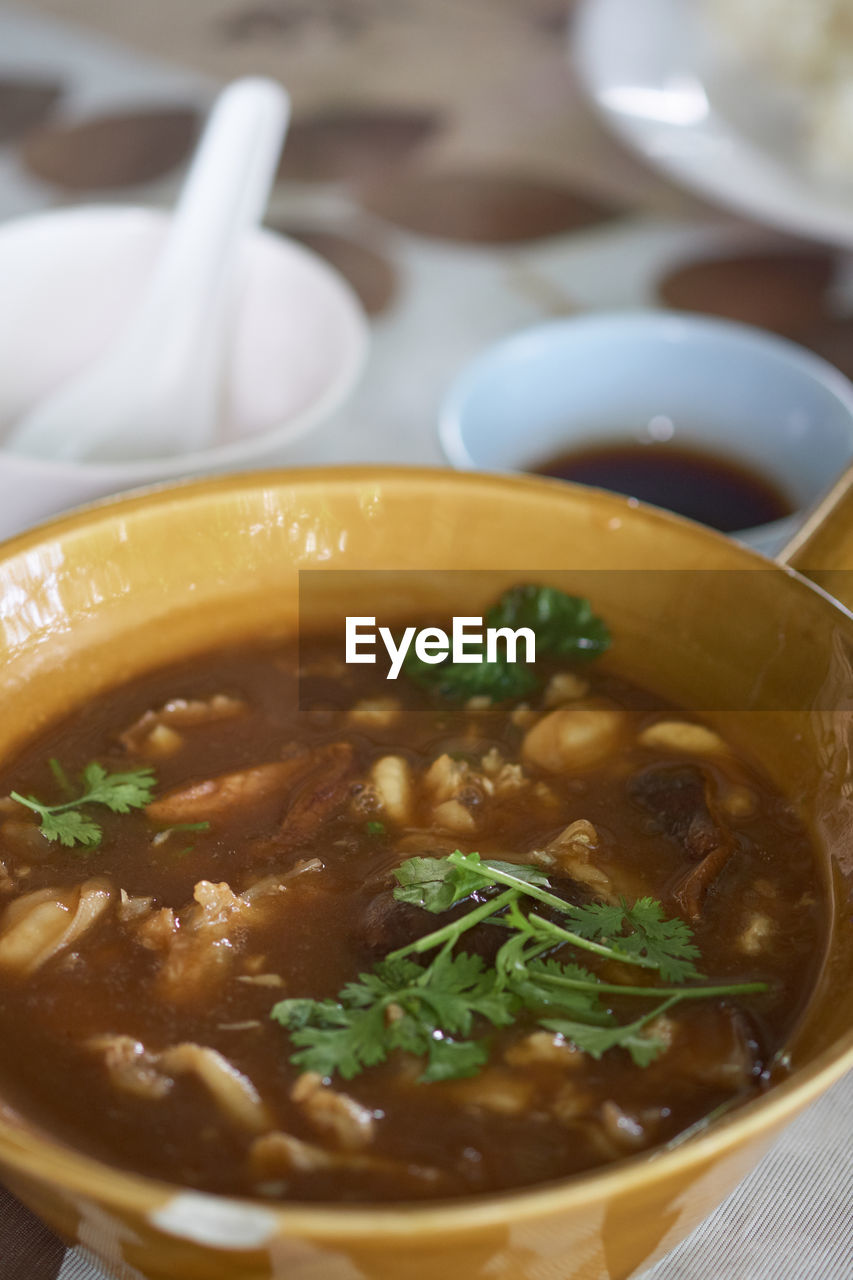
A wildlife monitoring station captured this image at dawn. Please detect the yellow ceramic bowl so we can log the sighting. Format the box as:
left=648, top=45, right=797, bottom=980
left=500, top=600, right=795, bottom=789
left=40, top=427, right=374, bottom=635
left=0, top=467, right=850, bottom=1280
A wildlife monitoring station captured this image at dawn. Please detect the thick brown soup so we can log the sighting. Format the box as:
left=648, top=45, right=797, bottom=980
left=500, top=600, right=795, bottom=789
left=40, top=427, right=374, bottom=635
left=0, top=599, right=826, bottom=1204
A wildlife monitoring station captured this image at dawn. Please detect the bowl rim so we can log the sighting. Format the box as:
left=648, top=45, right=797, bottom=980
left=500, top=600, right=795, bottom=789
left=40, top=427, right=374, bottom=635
left=0, top=204, right=369, bottom=479
left=0, top=463, right=851, bottom=1238
left=437, top=310, right=853, bottom=548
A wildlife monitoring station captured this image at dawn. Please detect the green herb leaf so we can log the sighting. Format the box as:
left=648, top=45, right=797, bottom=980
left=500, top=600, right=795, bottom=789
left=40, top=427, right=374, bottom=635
left=273, top=853, right=767, bottom=1083
left=614, top=898, right=703, bottom=983
left=10, top=761, right=157, bottom=849
left=402, top=583, right=610, bottom=702
left=393, top=851, right=549, bottom=914
left=403, top=648, right=537, bottom=703
left=422, top=1036, right=489, bottom=1082
left=272, top=951, right=516, bottom=1082
left=486, top=584, right=611, bottom=662
left=48, top=757, right=74, bottom=797
left=38, top=807, right=103, bottom=849
left=392, top=856, right=461, bottom=912
left=542, top=994, right=677, bottom=1068
left=78, top=762, right=157, bottom=813
left=365, top=820, right=386, bottom=837
left=540, top=1016, right=669, bottom=1067
left=560, top=898, right=703, bottom=982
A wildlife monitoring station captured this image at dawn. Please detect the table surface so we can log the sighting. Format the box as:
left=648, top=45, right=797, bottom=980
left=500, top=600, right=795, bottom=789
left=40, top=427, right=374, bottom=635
left=0, top=1, right=851, bottom=1275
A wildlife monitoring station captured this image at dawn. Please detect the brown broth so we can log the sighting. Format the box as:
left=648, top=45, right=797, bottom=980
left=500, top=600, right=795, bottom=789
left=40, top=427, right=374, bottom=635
left=0, top=641, right=827, bottom=1204
left=532, top=442, right=793, bottom=532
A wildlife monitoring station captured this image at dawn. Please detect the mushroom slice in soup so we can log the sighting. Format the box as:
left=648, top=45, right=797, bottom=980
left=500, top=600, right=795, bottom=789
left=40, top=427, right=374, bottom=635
left=146, top=759, right=306, bottom=825
left=504, top=1030, right=585, bottom=1069
left=118, top=889, right=155, bottom=923
left=88, top=1035, right=271, bottom=1131
left=441, top=1069, right=536, bottom=1117
left=290, top=1072, right=375, bottom=1150
left=521, top=706, right=627, bottom=773
left=241, top=858, right=324, bottom=902
left=279, top=742, right=355, bottom=848
left=532, top=818, right=616, bottom=901
left=119, top=694, right=247, bottom=756
left=87, top=1035, right=172, bottom=1101
left=158, top=1043, right=272, bottom=1133
left=249, top=1131, right=444, bottom=1188
left=599, top=1100, right=649, bottom=1151
left=0, top=878, right=113, bottom=975
left=628, top=764, right=736, bottom=920
left=147, top=743, right=352, bottom=835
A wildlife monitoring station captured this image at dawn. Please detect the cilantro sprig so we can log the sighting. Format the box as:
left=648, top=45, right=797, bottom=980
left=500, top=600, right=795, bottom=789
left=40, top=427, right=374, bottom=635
left=271, top=852, right=768, bottom=1081
left=10, top=760, right=156, bottom=849
left=403, top=584, right=611, bottom=702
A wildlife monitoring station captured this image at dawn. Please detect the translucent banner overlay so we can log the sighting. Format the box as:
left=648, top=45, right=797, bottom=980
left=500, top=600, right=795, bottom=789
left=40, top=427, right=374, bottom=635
left=297, top=569, right=853, bottom=714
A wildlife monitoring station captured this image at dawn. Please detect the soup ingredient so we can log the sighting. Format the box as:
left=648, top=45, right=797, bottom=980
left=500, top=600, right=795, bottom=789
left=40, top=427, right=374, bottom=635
left=272, top=852, right=766, bottom=1082
left=630, top=765, right=736, bottom=921
left=533, top=441, right=792, bottom=532
left=521, top=706, right=625, bottom=772
left=0, top=878, right=113, bottom=974
left=10, top=761, right=156, bottom=848
left=404, top=584, right=610, bottom=701
left=0, top=610, right=826, bottom=1202
left=88, top=1034, right=271, bottom=1131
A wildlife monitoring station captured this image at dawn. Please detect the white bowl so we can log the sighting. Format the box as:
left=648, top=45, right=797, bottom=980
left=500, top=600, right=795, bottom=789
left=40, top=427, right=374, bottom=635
left=0, top=205, right=368, bottom=536
left=438, top=310, right=853, bottom=555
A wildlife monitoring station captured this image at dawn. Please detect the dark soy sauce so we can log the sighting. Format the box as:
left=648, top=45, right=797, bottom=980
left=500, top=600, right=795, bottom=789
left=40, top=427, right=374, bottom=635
left=532, top=441, right=794, bottom=532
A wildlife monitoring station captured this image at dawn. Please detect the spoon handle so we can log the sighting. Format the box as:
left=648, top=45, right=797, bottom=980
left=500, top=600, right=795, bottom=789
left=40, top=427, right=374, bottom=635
left=118, top=77, right=291, bottom=440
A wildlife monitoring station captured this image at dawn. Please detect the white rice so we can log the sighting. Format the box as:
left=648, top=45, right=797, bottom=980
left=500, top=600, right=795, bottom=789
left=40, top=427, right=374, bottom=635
left=706, top=0, right=853, bottom=179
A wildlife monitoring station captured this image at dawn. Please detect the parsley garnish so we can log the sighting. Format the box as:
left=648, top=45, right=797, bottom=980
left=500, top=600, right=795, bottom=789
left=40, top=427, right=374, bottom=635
left=10, top=761, right=157, bottom=849
left=365, top=820, right=386, bottom=837
left=271, top=851, right=767, bottom=1081
left=488, top=585, right=610, bottom=661
left=403, top=584, right=610, bottom=702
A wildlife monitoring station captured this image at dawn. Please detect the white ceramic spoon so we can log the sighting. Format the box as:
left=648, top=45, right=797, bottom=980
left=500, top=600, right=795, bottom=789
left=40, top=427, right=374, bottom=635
left=6, top=77, right=290, bottom=462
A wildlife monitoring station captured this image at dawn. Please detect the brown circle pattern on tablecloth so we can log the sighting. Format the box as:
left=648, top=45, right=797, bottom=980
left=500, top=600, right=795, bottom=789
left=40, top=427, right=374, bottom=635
left=658, top=251, right=837, bottom=337
left=222, top=1, right=368, bottom=42
left=359, top=170, right=619, bottom=244
left=0, top=80, right=63, bottom=145
left=21, top=107, right=199, bottom=190
left=278, top=107, right=442, bottom=183
left=273, top=225, right=398, bottom=315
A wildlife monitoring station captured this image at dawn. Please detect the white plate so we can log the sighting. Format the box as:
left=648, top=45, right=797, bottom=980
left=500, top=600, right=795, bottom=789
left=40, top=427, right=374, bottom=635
left=574, top=0, right=853, bottom=249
